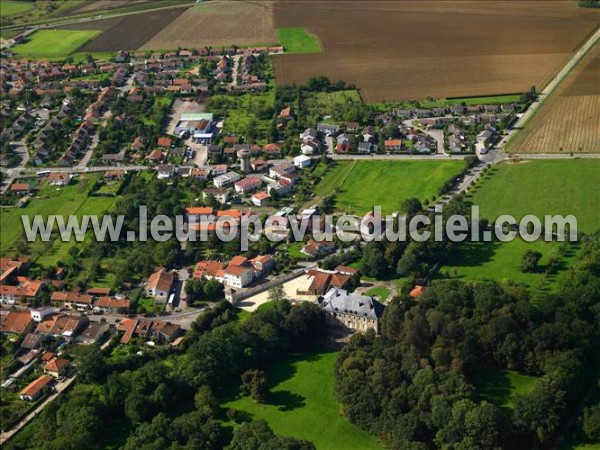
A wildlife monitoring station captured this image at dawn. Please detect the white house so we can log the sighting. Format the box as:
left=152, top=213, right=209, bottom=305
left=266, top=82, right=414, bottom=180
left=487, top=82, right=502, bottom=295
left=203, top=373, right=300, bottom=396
left=223, top=265, right=254, bottom=289
left=294, top=155, right=312, bottom=168
left=145, top=268, right=175, bottom=303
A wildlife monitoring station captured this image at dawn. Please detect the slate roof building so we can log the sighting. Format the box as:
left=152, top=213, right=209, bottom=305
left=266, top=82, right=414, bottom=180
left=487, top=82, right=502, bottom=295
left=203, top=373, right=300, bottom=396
left=317, top=288, right=384, bottom=334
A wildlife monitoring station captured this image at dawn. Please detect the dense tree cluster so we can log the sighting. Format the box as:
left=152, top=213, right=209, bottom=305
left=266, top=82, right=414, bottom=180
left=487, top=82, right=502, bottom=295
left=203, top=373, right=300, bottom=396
left=335, top=232, right=600, bottom=448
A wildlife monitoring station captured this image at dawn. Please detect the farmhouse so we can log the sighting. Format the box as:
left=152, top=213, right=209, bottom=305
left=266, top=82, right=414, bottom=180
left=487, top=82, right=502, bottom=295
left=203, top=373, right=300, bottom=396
left=301, top=239, right=336, bottom=257
left=76, top=321, right=110, bottom=344
left=0, top=310, right=34, bottom=336
left=36, top=314, right=89, bottom=338
left=317, top=288, right=385, bottom=334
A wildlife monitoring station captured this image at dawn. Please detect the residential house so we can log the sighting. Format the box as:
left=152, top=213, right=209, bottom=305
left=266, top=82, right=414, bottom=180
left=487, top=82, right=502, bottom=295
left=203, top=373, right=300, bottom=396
left=93, top=296, right=130, bottom=314
left=203, top=188, right=229, bottom=205
left=251, top=190, right=270, bottom=206
left=234, top=176, right=262, bottom=195
left=213, top=172, right=241, bottom=188
left=20, top=374, right=53, bottom=401
left=293, top=155, right=312, bottom=168
left=51, top=291, right=93, bottom=310
left=43, top=357, right=70, bottom=378
left=48, top=172, right=72, bottom=186
left=301, top=239, right=336, bottom=257
left=0, top=310, right=33, bottom=336
left=36, top=314, right=89, bottom=338
left=75, top=321, right=110, bottom=344
left=145, top=268, right=174, bottom=302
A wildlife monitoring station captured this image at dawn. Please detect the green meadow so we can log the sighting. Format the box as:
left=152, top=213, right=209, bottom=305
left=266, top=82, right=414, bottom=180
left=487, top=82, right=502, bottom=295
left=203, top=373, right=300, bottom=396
left=222, top=348, right=382, bottom=450
left=11, top=29, right=101, bottom=58
left=468, top=160, right=600, bottom=234
left=1, top=0, right=34, bottom=16
left=277, top=27, right=322, bottom=54
left=315, top=160, right=463, bottom=214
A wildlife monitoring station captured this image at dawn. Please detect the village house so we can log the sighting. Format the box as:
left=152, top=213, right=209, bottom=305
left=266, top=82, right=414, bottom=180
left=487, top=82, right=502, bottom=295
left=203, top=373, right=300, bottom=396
left=294, top=154, right=312, bottom=168
left=20, top=374, right=53, bottom=401
left=303, top=269, right=354, bottom=296
left=44, top=357, right=70, bottom=378
left=93, top=296, right=130, bottom=314
left=145, top=268, right=175, bottom=303
left=203, top=188, right=230, bottom=204
left=234, top=176, right=262, bottom=195
left=0, top=277, right=45, bottom=305
left=251, top=190, right=271, bottom=206
left=0, top=310, right=34, bottom=336
left=213, top=171, right=241, bottom=188
left=51, top=291, right=93, bottom=310
left=48, top=172, right=72, bottom=186
left=193, top=260, right=224, bottom=279
left=301, top=239, right=336, bottom=257
left=36, top=314, right=89, bottom=338
left=317, top=288, right=385, bottom=334
left=9, top=183, right=31, bottom=196
left=76, top=321, right=110, bottom=345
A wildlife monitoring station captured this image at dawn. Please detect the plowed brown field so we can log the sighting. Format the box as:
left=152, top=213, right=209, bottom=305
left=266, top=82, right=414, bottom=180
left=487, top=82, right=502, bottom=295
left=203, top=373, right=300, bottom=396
left=141, top=1, right=278, bottom=50
left=509, top=43, right=600, bottom=153
left=272, top=0, right=600, bottom=102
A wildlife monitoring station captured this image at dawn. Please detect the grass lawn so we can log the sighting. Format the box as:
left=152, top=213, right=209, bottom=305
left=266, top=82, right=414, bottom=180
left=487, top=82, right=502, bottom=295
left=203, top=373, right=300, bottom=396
left=365, top=286, right=390, bottom=300
left=420, top=94, right=522, bottom=108
left=315, top=160, right=463, bottom=215
left=277, top=27, right=322, bottom=54
left=469, top=160, right=600, bottom=234
left=0, top=0, right=34, bottom=16
left=222, top=348, right=382, bottom=450
left=209, top=91, right=275, bottom=143
left=0, top=174, right=115, bottom=267
left=285, top=241, right=309, bottom=260
left=437, top=238, right=581, bottom=293
left=474, top=369, right=537, bottom=409
left=12, top=29, right=101, bottom=58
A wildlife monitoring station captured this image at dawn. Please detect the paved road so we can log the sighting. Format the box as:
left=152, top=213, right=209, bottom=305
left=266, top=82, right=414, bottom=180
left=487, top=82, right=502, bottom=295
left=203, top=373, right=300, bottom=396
left=0, top=375, right=76, bottom=445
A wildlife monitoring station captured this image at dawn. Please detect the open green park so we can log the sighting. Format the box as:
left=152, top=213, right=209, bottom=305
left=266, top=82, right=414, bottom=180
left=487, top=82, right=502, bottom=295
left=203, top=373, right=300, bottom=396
left=0, top=174, right=115, bottom=267
left=277, top=27, right=322, bottom=54
left=11, top=29, right=101, bottom=58
left=0, top=0, right=34, bottom=17
left=468, top=159, right=600, bottom=234
left=315, top=160, right=463, bottom=214
left=222, top=348, right=382, bottom=450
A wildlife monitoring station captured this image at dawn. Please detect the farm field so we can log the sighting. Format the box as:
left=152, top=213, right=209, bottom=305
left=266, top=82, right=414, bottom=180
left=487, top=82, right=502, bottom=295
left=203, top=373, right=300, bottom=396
left=141, top=1, right=278, bottom=50
left=277, top=27, right=321, bottom=54
left=314, top=160, right=463, bottom=215
left=468, top=160, right=600, bottom=234
left=474, top=369, right=537, bottom=409
left=222, top=348, right=382, bottom=450
left=437, top=238, right=581, bottom=292
left=65, top=7, right=187, bottom=52
left=273, top=0, right=600, bottom=102
left=0, top=1, right=34, bottom=16
left=509, top=43, right=600, bottom=153
left=11, top=29, right=101, bottom=58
